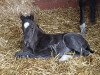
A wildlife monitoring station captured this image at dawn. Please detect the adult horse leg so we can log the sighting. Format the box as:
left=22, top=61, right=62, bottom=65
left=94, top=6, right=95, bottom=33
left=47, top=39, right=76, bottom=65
left=79, top=0, right=86, bottom=35
left=90, top=0, right=95, bottom=24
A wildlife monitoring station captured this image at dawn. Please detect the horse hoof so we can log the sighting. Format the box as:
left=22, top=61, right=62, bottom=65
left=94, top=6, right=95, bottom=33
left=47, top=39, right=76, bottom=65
left=15, top=51, right=34, bottom=58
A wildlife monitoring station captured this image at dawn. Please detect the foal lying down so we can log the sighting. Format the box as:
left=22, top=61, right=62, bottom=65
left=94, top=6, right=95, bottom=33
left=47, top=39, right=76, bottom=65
left=15, top=15, right=94, bottom=61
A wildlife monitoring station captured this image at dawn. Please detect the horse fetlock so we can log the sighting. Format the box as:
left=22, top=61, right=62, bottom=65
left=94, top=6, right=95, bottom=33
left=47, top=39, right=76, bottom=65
left=80, top=23, right=86, bottom=34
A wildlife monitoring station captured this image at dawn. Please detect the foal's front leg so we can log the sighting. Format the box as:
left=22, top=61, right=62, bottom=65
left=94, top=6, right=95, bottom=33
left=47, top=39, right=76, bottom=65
left=15, top=46, right=35, bottom=58
left=79, top=0, right=86, bottom=35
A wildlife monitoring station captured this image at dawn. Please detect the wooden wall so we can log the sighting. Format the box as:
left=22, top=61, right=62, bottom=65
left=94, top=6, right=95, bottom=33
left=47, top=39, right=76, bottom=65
left=34, top=0, right=100, bottom=10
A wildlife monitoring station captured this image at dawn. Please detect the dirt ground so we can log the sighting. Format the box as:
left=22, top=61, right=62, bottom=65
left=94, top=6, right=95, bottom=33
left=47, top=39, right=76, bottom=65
left=0, top=0, right=100, bottom=75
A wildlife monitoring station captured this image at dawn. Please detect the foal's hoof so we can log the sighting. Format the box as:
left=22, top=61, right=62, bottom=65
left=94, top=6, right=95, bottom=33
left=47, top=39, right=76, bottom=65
left=15, top=51, right=35, bottom=58
left=59, top=55, right=72, bottom=62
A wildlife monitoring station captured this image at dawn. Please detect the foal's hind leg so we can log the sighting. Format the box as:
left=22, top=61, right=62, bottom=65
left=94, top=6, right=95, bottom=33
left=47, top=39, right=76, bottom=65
left=59, top=47, right=73, bottom=62
left=51, top=41, right=73, bottom=62
left=79, top=0, right=86, bottom=35
left=63, top=33, right=94, bottom=56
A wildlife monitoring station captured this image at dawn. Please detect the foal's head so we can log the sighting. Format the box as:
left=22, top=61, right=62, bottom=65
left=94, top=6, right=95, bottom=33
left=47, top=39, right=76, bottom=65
left=20, top=15, right=35, bottom=32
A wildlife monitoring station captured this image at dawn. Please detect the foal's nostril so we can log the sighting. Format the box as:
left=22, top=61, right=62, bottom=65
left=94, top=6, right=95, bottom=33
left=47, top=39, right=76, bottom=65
left=24, top=41, right=30, bottom=47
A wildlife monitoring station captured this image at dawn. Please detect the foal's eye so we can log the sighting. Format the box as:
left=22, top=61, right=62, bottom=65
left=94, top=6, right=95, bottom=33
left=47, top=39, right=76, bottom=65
left=31, top=28, right=34, bottom=31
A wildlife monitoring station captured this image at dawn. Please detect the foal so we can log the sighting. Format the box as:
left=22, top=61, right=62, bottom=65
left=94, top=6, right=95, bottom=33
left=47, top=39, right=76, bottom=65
left=15, top=15, right=94, bottom=61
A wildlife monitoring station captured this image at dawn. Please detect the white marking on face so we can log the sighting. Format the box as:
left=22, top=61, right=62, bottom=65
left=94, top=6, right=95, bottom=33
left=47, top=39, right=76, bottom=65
left=24, top=22, right=30, bottom=29
left=59, top=55, right=72, bottom=62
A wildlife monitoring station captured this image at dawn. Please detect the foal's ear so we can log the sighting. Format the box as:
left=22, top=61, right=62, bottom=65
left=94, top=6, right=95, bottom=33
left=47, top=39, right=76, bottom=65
left=29, top=14, right=34, bottom=21
left=20, top=15, right=25, bottom=21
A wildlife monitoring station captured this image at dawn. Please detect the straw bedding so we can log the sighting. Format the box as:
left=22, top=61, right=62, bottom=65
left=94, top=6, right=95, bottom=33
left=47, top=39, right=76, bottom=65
left=0, top=0, right=100, bottom=75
